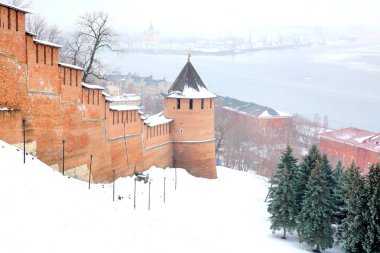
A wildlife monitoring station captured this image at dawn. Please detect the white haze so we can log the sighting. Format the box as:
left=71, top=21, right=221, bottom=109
left=30, top=0, right=380, bottom=37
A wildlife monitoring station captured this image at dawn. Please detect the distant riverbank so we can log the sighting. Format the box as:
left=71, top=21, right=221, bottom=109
left=105, top=41, right=380, bottom=132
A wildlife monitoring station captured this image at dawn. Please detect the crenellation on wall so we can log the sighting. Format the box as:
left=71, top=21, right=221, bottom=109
left=0, top=1, right=216, bottom=181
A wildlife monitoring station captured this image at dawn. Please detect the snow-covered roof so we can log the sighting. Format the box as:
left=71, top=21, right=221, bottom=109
left=165, top=60, right=216, bottom=99
left=320, top=127, right=380, bottom=152
left=58, top=63, right=84, bottom=71
left=258, top=110, right=292, bottom=118
left=33, top=39, right=62, bottom=48
left=0, top=1, right=30, bottom=13
left=82, top=82, right=104, bottom=90
left=109, top=104, right=140, bottom=111
left=144, top=112, right=172, bottom=127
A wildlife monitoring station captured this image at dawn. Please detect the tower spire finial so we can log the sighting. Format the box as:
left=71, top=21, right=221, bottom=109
left=187, top=54, right=191, bottom=62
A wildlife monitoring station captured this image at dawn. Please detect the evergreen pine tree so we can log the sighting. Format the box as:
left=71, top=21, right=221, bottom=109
left=321, top=154, right=336, bottom=191
left=363, top=163, right=380, bottom=253
left=297, top=160, right=334, bottom=253
left=341, top=162, right=368, bottom=253
left=296, top=145, right=322, bottom=214
left=332, top=161, right=346, bottom=242
left=267, top=146, right=298, bottom=239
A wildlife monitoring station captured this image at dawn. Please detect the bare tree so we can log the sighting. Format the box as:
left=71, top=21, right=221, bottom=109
left=62, top=11, right=124, bottom=82
left=7, top=0, right=32, bottom=8
left=25, top=13, right=62, bottom=44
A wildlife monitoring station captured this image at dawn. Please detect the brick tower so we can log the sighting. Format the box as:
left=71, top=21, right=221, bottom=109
left=164, top=57, right=217, bottom=179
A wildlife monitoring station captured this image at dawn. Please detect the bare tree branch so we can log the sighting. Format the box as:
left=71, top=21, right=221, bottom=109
left=61, top=11, right=125, bottom=83
left=7, top=0, right=32, bottom=8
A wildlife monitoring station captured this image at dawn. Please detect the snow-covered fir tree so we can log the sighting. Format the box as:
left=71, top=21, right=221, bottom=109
left=341, top=163, right=368, bottom=253
left=296, top=145, right=322, bottom=215
left=363, top=163, right=380, bottom=253
left=297, top=160, right=334, bottom=253
left=332, top=161, right=345, bottom=243
left=267, top=146, right=298, bottom=239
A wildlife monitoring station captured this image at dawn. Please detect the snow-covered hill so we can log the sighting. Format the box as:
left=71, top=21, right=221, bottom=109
left=0, top=140, right=340, bottom=253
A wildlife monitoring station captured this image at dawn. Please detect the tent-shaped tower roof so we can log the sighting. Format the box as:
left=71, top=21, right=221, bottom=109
left=165, top=57, right=216, bottom=99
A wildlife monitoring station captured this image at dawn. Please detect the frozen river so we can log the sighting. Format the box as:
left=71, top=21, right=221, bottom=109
left=106, top=41, right=380, bottom=132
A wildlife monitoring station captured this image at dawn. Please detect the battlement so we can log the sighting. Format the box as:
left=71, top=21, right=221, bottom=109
left=0, top=4, right=216, bottom=180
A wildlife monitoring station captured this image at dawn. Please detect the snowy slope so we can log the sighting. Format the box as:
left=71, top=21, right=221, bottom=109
left=0, top=140, right=341, bottom=253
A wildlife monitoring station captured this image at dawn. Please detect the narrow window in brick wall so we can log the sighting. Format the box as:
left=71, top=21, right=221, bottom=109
left=201, top=99, right=204, bottom=109
left=134, top=111, right=136, bottom=122
left=75, top=71, right=78, bottom=87
left=126, top=111, right=128, bottom=123
left=210, top=99, right=212, bottom=109
left=63, top=68, right=66, bottom=84
left=97, top=90, right=100, bottom=105
left=189, top=99, right=193, bottom=110
left=117, top=111, right=120, bottom=124
left=92, top=89, right=95, bottom=104
left=112, top=111, right=115, bottom=124
left=69, top=69, right=72, bottom=86
left=15, top=11, right=18, bottom=31
left=7, top=8, right=11, bottom=30
left=177, top=99, right=181, bottom=109
left=51, top=48, right=54, bottom=66
left=121, top=111, right=124, bottom=123
left=36, top=45, right=39, bottom=63
left=43, top=46, right=46, bottom=64
left=87, top=89, right=90, bottom=104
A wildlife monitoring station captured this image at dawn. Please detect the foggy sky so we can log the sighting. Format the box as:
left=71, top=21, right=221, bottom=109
left=29, top=0, right=380, bottom=36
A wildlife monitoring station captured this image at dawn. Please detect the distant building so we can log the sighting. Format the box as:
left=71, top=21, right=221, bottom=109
left=142, top=23, right=160, bottom=42
left=320, top=127, right=380, bottom=174
left=216, top=96, right=293, bottom=136
left=106, top=74, right=172, bottom=98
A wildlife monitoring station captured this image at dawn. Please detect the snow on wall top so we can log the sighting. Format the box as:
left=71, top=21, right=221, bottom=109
left=0, top=1, right=30, bottom=13
left=105, top=94, right=140, bottom=102
left=144, top=112, right=172, bottom=127
left=33, top=39, right=62, bottom=48
left=109, top=104, right=140, bottom=111
left=102, top=91, right=111, bottom=97
left=58, top=63, right=84, bottom=71
left=165, top=86, right=216, bottom=99
left=82, top=82, right=105, bottom=90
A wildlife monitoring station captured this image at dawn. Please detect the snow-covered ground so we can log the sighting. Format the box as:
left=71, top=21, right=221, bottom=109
left=0, top=140, right=341, bottom=253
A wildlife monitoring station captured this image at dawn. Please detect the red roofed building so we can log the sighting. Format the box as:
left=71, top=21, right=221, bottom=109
left=320, top=127, right=380, bottom=174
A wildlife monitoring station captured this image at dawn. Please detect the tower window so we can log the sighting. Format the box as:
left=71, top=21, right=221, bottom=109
left=210, top=99, right=212, bottom=109
left=189, top=99, right=193, bottom=110
left=201, top=99, right=204, bottom=109
left=177, top=99, right=181, bottom=109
